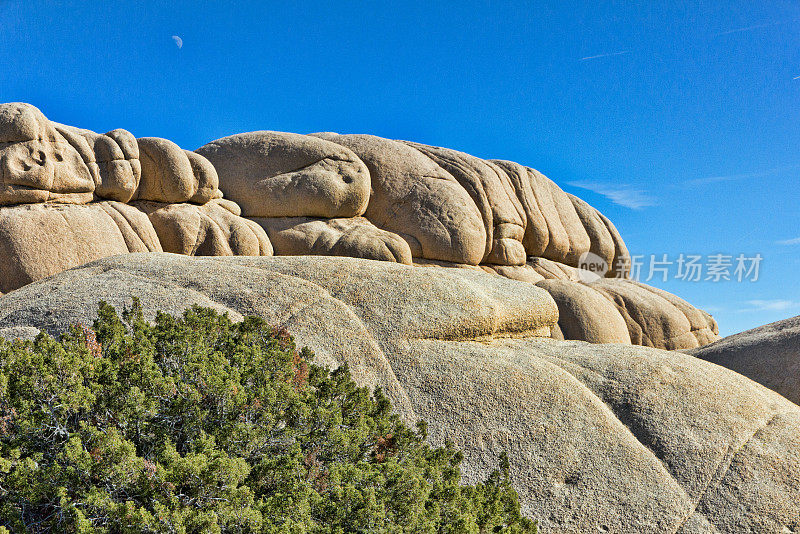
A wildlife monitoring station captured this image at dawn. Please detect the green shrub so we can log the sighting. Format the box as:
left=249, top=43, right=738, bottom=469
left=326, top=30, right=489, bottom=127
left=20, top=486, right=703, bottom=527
left=0, top=300, right=535, bottom=533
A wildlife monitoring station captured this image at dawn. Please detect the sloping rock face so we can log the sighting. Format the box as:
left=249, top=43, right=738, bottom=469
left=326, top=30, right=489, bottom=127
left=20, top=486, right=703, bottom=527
left=691, top=315, right=800, bottom=405
left=0, top=102, right=718, bottom=349
left=0, top=254, right=796, bottom=533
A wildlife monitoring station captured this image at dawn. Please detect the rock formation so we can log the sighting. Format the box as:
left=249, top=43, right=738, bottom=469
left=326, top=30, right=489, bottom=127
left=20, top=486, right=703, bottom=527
left=0, top=103, right=719, bottom=349
left=0, top=103, right=269, bottom=292
left=0, top=254, right=796, bottom=533
left=691, top=315, right=800, bottom=405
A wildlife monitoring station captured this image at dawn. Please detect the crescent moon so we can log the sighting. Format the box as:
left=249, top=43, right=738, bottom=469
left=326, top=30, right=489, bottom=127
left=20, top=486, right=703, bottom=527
left=172, top=35, right=183, bottom=49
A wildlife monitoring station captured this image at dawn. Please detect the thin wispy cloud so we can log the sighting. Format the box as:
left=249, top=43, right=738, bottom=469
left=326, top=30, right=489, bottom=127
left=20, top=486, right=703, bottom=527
left=743, top=299, right=800, bottom=312
left=568, top=181, right=655, bottom=209
left=777, top=237, right=800, bottom=245
left=579, top=50, right=629, bottom=62
left=686, top=165, right=800, bottom=186
left=793, top=75, right=800, bottom=80
left=711, top=20, right=788, bottom=37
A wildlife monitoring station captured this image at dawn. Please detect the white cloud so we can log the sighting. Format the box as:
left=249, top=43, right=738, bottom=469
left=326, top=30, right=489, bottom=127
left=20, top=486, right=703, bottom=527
left=686, top=165, right=800, bottom=186
left=744, top=299, right=800, bottom=312
left=711, top=21, right=785, bottom=37
left=579, top=50, right=629, bottom=61
left=568, top=181, right=655, bottom=209
left=777, top=237, right=800, bottom=245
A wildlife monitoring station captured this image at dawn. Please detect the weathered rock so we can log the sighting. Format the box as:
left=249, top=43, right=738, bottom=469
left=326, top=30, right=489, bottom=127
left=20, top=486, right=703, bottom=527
left=53, top=123, right=141, bottom=203
left=195, top=127, right=634, bottom=275
left=255, top=216, right=411, bottom=264
left=0, top=104, right=271, bottom=291
left=536, top=279, right=632, bottom=344
left=589, top=278, right=718, bottom=350
left=0, top=254, right=559, bottom=420
left=134, top=199, right=272, bottom=257
left=136, top=137, right=222, bottom=204
left=0, top=103, right=225, bottom=207
left=0, top=103, right=718, bottom=352
left=691, top=315, right=800, bottom=405
left=520, top=267, right=718, bottom=349
left=405, top=142, right=528, bottom=266
left=0, top=253, right=795, bottom=533
left=196, top=131, right=371, bottom=218
left=0, top=202, right=161, bottom=294
left=0, top=103, right=95, bottom=205
left=414, top=255, right=719, bottom=350
left=310, top=133, right=488, bottom=265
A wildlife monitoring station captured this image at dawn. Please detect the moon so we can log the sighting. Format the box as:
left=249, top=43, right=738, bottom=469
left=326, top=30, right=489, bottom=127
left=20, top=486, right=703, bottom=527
left=172, top=35, right=183, bottom=49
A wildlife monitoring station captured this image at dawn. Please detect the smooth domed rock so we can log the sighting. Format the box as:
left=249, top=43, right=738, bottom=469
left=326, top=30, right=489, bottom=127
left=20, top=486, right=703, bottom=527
left=54, top=123, right=142, bottom=203
left=0, top=103, right=224, bottom=207
left=0, top=102, right=719, bottom=353
left=0, top=253, right=795, bottom=533
left=0, top=199, right=271, bottom=294
left=196, top=131, right=371, bottom=218
left=691, top=315, right=800, bottom=405
left=312, top=133, right=488, bottom=265
left=0, top=254, right=558, bottom=420
left=404, top=142, right=528, bottom=266
left=0, top=103, right=95, bottom=205
left=536, top=278, right=632, bottom=344
left=136, top=137, right=222, bottom=204
left=589, top=278, right=717, bottom=350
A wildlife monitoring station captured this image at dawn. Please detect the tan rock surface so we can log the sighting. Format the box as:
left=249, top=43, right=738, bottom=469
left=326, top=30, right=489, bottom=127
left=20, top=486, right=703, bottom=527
left=691, top=315, right=800, bottom=405
left=134, top=199, right=272, bottom=257
left=0, top=253, right=795, bottom=533
left=536, top=278, right=632, bottom=344
left=53, top=123, right=142, bottom=203
left=311, top=133, right=488, bottom=265
left=136, top=137, right=222, bottom=204
left=0, top=202, right=161, bottom=294
left=405, top=142, right=528, bottom=266
left=0, top=103, right=95, bottom=205
left=0, top=103, right=718, bottom=352
left=196, top=131, right=371, bottom=218
left=255, top=216, right=411, bottom=264
left=589, top=278, right=717, bottom=350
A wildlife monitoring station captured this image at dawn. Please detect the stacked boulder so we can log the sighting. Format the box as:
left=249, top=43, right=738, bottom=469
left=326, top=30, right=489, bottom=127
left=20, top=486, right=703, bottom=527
left=197, top=131, right=719, bottom=349
left=0, top=103, right=719, bottom=349
left=0, top=103, right=269, bottom=293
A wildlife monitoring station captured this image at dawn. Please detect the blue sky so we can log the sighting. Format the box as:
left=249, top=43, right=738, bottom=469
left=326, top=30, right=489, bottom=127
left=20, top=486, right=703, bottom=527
left=1, top=1, right=798, bottom=336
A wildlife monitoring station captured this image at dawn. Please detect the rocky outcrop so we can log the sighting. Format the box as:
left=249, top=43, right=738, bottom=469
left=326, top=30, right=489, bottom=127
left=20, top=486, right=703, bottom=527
left=0, top=102, right=719, bottom=350
left=0, top=253, right=795, bottom=533
left=196, top=130, right=718, bottom=349
left=197, top=132, right=631, bottom=274
left=0, top=103, right=270, bottom=294
left=691, top=315, right=800, bottom=405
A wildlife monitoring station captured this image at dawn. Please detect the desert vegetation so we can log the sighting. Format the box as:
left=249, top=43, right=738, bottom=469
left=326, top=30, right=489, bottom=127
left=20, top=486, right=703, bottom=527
left=0, top=300, right=535, bottom=533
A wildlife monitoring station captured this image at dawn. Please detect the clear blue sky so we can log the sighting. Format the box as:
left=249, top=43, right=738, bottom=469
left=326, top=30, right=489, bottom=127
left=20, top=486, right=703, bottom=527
left=2, top=1, right=798, bottom=336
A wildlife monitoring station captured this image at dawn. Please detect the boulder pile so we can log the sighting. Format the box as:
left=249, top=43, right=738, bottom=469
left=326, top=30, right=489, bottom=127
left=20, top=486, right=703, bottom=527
left=0, top=103, right=718, bottom=349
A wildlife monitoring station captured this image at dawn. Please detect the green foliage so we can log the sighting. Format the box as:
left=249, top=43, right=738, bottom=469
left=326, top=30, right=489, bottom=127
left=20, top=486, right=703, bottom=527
left=0, top=300, right=535, bottom=533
